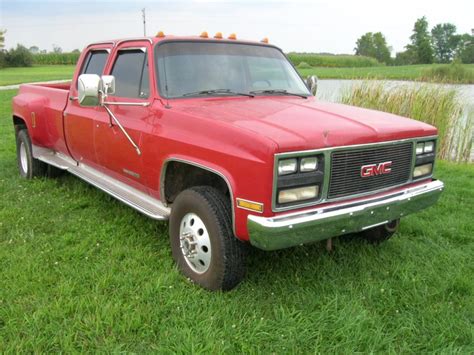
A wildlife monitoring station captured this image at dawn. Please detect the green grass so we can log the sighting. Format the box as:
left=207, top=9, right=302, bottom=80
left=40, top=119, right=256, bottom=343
left=0, top=65, right=75, bottom=86
left=298, top=64, right=474, bottom=84
left=1, top=89, right=473, bottom=352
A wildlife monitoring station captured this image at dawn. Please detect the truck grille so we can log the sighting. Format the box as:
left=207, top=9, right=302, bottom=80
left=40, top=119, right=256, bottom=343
left=328, top=142, right=413, bottom=199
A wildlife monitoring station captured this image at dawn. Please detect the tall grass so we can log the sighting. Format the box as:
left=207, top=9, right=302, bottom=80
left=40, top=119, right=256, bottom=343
left=341, top=82, right=473, bottom=162
left=288, top=53, right=380, bottom=68
left=33, top=52, right=80, bottom=65
left=422, top=64, right=474, bottom=84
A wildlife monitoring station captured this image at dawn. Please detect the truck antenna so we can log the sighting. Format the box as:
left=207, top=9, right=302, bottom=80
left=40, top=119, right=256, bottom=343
left=142, top=8, right=146, bottom=36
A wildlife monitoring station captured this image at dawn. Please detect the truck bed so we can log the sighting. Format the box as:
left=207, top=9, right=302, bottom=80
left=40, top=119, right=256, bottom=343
left=12, top=82, right=72, bottom=154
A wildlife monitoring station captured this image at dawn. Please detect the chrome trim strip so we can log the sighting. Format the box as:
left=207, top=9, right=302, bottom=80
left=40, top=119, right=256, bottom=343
left=160, top=158, right=237, bottom=235
left=272, top=136, right=438, bottom=212
left=249, top=179, right=444, bottom=250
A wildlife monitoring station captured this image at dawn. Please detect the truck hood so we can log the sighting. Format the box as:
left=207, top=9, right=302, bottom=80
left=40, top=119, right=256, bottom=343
left=172, top=97, right=437, bottom=152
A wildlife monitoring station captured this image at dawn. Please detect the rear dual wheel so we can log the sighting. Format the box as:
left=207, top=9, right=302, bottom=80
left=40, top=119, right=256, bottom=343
left=169, top=186, right=247, bottom=291
left=16, top=129, right=63, bottom=179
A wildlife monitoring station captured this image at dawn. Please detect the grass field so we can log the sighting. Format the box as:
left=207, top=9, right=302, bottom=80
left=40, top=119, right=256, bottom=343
left=0, top=65, right=75, bottom=86
left=298, top=64, right=474, bottom=83
left=1, top=88, right=473, bottom=352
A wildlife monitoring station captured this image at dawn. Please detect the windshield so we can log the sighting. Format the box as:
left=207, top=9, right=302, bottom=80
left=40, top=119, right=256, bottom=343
left=155, top=41, right=310, bottom=98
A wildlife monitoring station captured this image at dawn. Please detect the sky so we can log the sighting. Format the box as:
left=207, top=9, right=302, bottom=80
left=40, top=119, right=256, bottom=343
left=0, top=0, right=473, bottom=55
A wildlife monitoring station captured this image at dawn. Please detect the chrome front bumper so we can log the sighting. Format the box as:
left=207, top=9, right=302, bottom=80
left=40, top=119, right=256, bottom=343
left=248, top=180, right=444, bottom=250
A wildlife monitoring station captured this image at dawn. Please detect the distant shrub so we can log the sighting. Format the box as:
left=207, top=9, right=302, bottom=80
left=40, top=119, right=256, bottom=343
left=421, top=64, right=474, bottom=84
left=341, top=81, right=473, bottom=162
left=287, top=53, right=380, bottom=68
left=0, top=50, right=6, bottom=68
left=6, top=44, right=33, bottom=67
left=33, top=52, right=81, bottom=65
left=296, top=61, right=312, bottom=69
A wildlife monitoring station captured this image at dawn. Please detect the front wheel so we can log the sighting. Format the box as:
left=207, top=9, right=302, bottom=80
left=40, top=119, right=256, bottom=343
left=169, top=186, right=247, bottom=291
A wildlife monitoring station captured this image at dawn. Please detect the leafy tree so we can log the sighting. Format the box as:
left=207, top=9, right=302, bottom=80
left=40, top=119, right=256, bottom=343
left=29, top=45, right=39, bottom=54
left=407, top=16, right=434, bottom=64
left=6, top=44, right=33, bottom=67
left=355, top=32, right=392, bottom=64
left=394, top=49, right=417, bottom=65
left=456, top=33, right=474, bottom=63
left=0, top=29, right=6, bottom=50
left=431, top=23, right=459, bottom=63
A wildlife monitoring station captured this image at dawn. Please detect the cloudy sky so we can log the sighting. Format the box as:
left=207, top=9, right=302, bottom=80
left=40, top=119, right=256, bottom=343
left=1, top=0, right=473, bottom=54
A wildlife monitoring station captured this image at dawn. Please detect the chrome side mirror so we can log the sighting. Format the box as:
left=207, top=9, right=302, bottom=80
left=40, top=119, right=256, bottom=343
left=78, top=74, right=102, bottom=107
left=101, top=75, right=115, bottom=95
left=306, top=75, right=318, bottom=96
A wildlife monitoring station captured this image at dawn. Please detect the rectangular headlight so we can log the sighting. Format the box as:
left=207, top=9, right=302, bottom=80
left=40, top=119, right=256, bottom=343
left=278, top=185, right=319, bottom=204
left=278, top=159, right=297, bottom=175
left=413, top=163, right=433, bottom=178
left=416, top=142, right=424, bottom=155
left=424, top=141, right=434, bottom=153
left=300, top=157, right=318, bottom=172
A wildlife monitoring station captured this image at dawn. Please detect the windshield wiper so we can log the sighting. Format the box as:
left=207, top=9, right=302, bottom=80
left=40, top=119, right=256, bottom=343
left=182, top=89, right=254, bottom=98
left=249, top=89, right=308, bottom=99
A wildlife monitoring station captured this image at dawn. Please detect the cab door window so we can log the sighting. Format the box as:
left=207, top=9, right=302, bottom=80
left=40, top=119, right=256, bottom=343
left=110, top=49, right=149, bottom=99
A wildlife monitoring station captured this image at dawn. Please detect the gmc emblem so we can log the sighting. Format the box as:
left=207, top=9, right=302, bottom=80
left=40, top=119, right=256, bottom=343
left=360, top=161, right=392, bottom=177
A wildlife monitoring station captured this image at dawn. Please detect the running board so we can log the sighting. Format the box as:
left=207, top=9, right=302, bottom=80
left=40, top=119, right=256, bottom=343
left=32, top=145, right=170, bottom=220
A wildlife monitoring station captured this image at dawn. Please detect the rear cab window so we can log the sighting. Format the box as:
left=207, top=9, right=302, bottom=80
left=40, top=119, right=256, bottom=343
left=81, top=50, right=109, bottom=75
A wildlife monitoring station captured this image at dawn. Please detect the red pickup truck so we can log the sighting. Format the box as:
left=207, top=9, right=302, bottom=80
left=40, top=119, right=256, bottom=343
left=12, top=34, right=444, bottom=290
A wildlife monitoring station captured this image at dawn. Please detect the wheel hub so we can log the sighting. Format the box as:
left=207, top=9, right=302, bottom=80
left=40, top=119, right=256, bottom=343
left=179, top=213, right=211, bottom=274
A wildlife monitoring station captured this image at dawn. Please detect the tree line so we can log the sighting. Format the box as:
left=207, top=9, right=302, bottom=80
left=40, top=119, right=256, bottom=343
left=0, top=30, right=80, bottom=68
left=355, top=17, right=474, bottom=65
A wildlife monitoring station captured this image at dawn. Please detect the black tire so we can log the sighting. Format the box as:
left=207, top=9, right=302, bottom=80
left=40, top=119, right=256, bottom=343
left=16, top=129, right=47, bottom=179
left=360, top=219, right=400, bottom=244
left=169, top=186, right=246, bottom=291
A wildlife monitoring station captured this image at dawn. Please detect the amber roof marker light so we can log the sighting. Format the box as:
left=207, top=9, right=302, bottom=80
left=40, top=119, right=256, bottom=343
left=214, top=32, right=223, bottom=39
left=200, top=31, right=209, bottom=38
left=156, top=31, right=165, bottom=38
left=228, top=33, right=237, bottom=40
left=261, top=37, right=269, bottom=43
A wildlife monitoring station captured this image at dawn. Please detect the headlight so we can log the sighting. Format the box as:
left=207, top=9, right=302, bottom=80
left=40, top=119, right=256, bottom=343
left=278, top=185, right=319, bottom=204
left=424, top=141, right=434, bottom=153
left=413, top=163, right=433, bottom=178
left=416, top=140, right=435, bottom=155
left=300, top=157, right=318, bottom=172
left=278, top=158, right=297, bottom=175
left=416, top=142, right=424, bottom=155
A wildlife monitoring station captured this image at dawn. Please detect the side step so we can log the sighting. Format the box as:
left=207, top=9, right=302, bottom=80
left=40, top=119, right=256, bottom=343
left=32, top=145, right=170, bottom=220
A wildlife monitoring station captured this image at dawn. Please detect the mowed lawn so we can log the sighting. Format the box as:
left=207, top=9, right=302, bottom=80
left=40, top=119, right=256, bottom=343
left=0, top=89, right=473, bottom=352
left=298, top=63, right=474, bottom=81
left=0, top=65, right=75, bottom=86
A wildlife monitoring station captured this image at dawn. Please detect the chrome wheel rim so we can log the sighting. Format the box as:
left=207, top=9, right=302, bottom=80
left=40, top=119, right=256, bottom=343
left=179, top=212, right=211, bottom=274
left=19, top=141, right=28, bottom=173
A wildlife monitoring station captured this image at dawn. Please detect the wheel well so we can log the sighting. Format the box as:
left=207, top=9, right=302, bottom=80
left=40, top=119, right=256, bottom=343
left=163, top=161, right=230, bottom=204
left=13, top=116, right=27, bottom=136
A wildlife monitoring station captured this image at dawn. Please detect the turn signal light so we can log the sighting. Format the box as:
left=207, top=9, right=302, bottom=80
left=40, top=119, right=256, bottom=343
left=228, top=33, right=237, bottom=40
left=200, top=31, right=209, bottom=38
left=156, top=31, right=165, bottom=38
left=214, top=32, right=223, bottom=39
